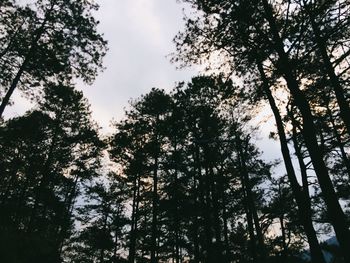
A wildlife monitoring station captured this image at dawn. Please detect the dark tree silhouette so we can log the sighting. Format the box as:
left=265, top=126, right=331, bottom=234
left=0, top=0, right=107, bottom=118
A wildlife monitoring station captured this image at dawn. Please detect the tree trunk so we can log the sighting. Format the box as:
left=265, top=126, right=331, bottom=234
left=236, top=136, right=266, bottom=262
left=279, top=214, right=288, bottom=258
left=129, top=175, right=141, bottom=263
left=209, top=166, right=223, bottom=262
left=288, top=106, right=311, bottom=198
left=217, top=165, right=230, bottom=263
left=99, top=218, right=108, bottom=262
left=113, top=227, right=119, bottom=262
left=174, top=150, right=180, bottom=263
left=129, top=176, right=137, bottom=263
left=27, top=118, right=60, bottom=233
left=53, top=175, right=80, bottom=254
left=192, top=147, right=201, bottom=263
left=151, top=137, right=159, bottom=263
left=242, top=176, right=258, bottom=262
left=0, top=60, right=27, bottom=118
left=202, top=166, right=213, bottom=263
left=0, top=2, right=55, bottom=118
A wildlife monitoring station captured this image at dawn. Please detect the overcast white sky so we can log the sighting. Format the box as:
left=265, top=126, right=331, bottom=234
left=6, top=0, right=282, bottom=163
left=79, top=0, right=198, bottom=133
left=8, top=0, right=198, bottom=132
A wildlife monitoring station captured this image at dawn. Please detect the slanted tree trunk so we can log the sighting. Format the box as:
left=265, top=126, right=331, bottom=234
left=0, top=57, right=28, bottom=118
left=288, top=106, right=311, bottom=198
left=0, top=5, right=53, bottom=118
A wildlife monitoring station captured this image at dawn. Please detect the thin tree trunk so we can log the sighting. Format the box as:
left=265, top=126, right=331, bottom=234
left=236, top=136, right=266, bottom=262
left=288, top=106, right=311, bottom=198
left=129, top=175, right=141, bottom=263
left=0, top=3, right=53, bottom=118
left=241, top=171, right=258, bottom=262
left=279, top=215, right=288, bottom=258
left=209, top=166, right=223, bottom=262
left=173, top=141, right=180, bottom=263
left=113, top=227, right=119, bottom=262
left=0, top=59, right=27, bottom=118
left=234, top=138, right=259, bottom=262
left=99, top=210, right=110, bottom=263
left=203, top=166, right=214, bottom=263
left=129, top=176, right=137, bottom=263
left=192, top=147, right=201, bottom=263
left=27, top=109, right=62, bottom=233
left=151, top=127, right=159, bottom=263
left=217, top=165, right=230, bottom=263
left=56, top=175, right=80, bottom=254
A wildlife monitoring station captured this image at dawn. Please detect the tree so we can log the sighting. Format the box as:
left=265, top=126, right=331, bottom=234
left=0, top=83, right=104, bottom=262
left=0, top=0, right=107, bottom=118
left=65, top=173, right=128, bottom=263
left=173, top=1, right=350, bottom=261
left=109, top=116, right=150, bottom=263
left=109, top=76, right=278, bottom=262
left=299, top=0, right=350, bottom=136
left=263, top=176, right=306, bottom=262
left=110, top=88, right=173, bottom=263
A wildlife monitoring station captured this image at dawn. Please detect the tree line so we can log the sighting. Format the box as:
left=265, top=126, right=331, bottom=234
left=0, top=0, right=350, bottom=263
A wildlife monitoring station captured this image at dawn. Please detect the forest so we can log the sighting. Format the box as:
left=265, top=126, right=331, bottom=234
left=0, top=0, right=350, bottom=262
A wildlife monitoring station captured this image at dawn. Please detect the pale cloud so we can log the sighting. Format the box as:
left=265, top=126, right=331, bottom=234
left=126, top=0, right=163, bottom=47
left=5, top=1, right=198, bottom=133
left=77, top=0, right=198, bottom=133
left=5, top=90, right=34, bottom=119
left=4, top=0, right=281, bottom=173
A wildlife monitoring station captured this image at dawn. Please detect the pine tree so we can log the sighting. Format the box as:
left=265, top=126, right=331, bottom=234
left=65, top=173, right=128, bottom=263
left=0, top=0, right=107, bottom=117
left=173, top=1, right=350, bottom=261
left=0, top=83, right=104, bottom=262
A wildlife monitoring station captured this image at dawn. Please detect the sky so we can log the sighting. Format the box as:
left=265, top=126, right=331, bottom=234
left=3, top=0, right=335, bottom=243
left=6, top=0, right=282, bottom=163
left=78, top=0, right=198, bottom=133
left=8, top=0, right=198, bottom=132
